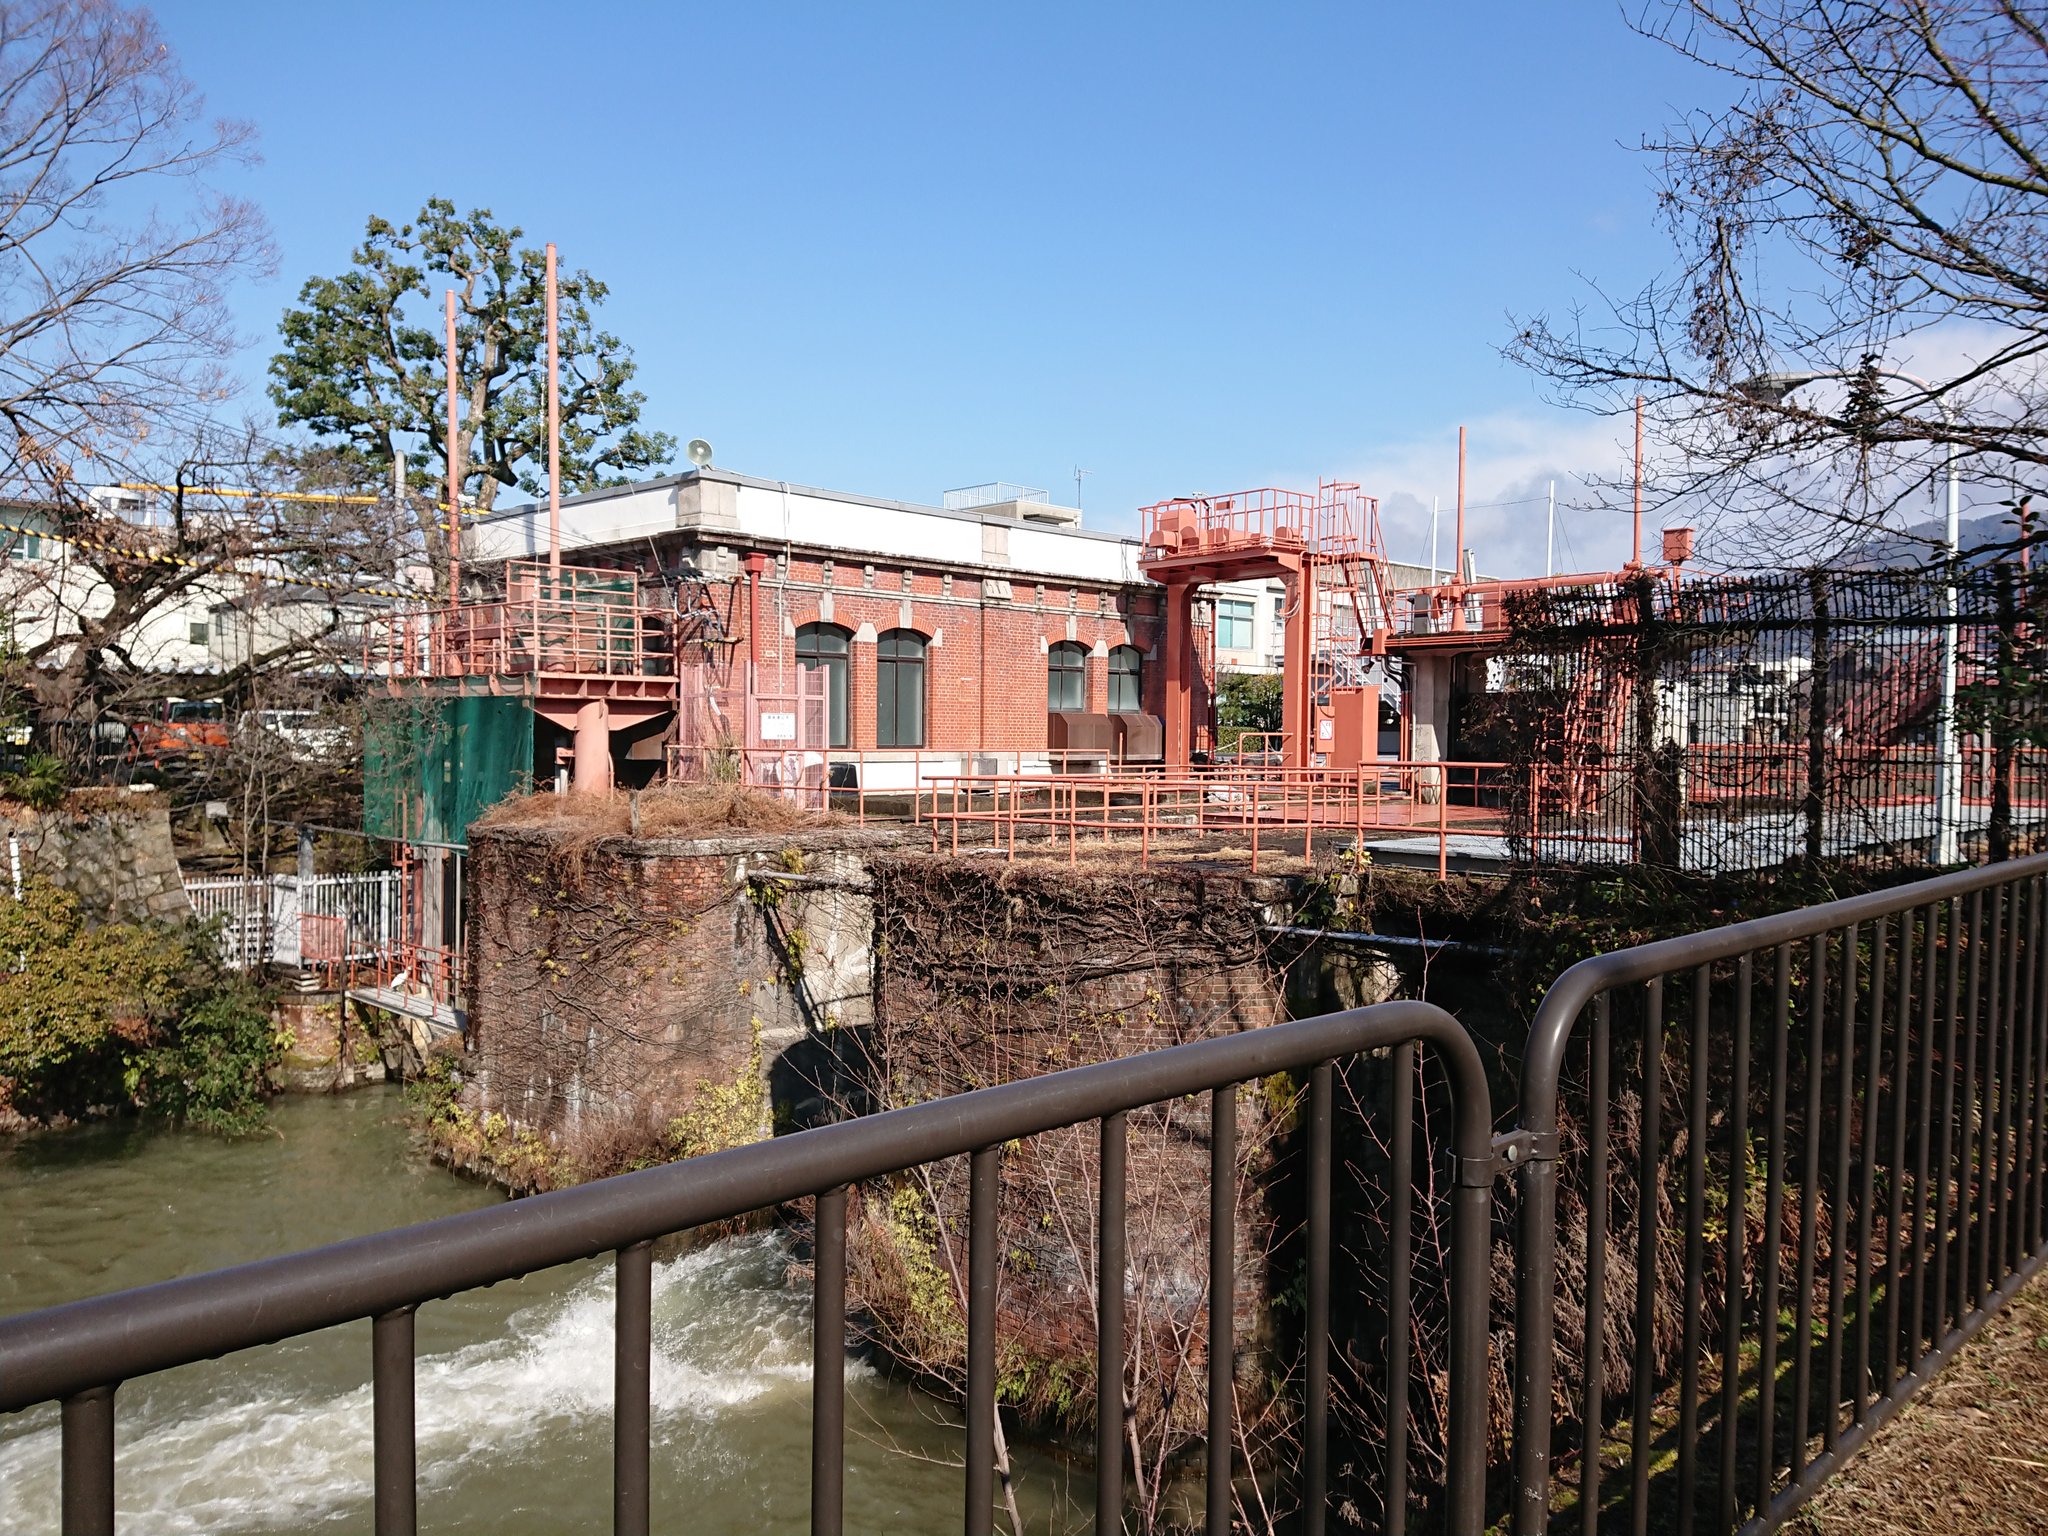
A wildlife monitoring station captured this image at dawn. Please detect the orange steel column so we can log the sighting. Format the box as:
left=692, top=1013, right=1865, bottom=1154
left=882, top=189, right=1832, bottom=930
left=1281, top=567, right=1316, bottom=769
left=1163, top=582, right=1194, bottom=766
left=573, top=698, right=613, bottom=794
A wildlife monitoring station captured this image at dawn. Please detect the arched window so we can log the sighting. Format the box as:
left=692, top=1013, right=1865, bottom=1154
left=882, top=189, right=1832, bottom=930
left=795, top=622, right=851, bottom=748
left=1047, top=641, right=1087, bottom=711
left=1108, top=645, right=1143, bottom=713
left=877, top=628, right=927, bottom=748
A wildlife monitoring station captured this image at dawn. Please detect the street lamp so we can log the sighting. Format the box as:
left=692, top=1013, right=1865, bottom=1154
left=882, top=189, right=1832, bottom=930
left=1736, top=367, right=1964, bottom=864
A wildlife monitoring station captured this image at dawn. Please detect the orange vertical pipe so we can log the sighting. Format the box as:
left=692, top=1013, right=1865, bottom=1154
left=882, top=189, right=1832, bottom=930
left=1451, top=425, right=1467, bottom=631
left=546, top=243, right=561, bottom=573
left=444, top=290, right=461, bottom=603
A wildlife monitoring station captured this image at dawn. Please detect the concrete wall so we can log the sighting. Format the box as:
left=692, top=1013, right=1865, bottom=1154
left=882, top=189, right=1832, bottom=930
left=1, top=791, right=192, bottom=923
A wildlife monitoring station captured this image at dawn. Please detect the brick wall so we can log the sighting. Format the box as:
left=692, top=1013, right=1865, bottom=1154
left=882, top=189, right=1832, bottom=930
left=463, top=823, right=903, bottom=1174
left=735, top=553, right=1172, bottom=754
left=851, top=854, right=1292, bottom=1439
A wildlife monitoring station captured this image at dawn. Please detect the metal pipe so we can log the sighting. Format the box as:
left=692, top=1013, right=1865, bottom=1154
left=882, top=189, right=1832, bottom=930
left=1303, top=1065, right=1331, bottom=1536
left=373, top=1307, right=416, bottom=1536
left=1453, top=428, right=1467, bottom=629
left=1389, top=1041, right=1414, bottom=1531
left=966, top=1147, right=998, bottom=1536
left=1207, top=1084, right=1236, bottom=1536
left=1936, top=424, right=1962, bottom=863
left=1259, top=924, right=1505, bottom=955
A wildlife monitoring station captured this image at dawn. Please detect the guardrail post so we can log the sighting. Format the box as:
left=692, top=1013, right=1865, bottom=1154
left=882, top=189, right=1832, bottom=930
left=615, top=1240, right=653, bottom=1536
left=373, top=1306, right=417, bottom=1536
left=1207, top=1085, right=1236, bottom=1536
left=966, top=1148, right=999, bottom=1536
left=813, top=1188, right=847, bottom=1536
left=60, top=1384, right=115, bottom=1536
left=1097, top=1116, right=1127, bottom=1536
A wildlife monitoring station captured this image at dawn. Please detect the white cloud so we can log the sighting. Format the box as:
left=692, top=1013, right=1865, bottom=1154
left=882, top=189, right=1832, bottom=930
left=1312, top=407, right=1655, bottom=580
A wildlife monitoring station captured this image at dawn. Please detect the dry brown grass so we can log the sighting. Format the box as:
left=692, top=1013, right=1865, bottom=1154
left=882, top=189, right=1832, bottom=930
left=1800, top=1266, right=2048, bottom=1535
left=474, top=782, right=842, bottom=839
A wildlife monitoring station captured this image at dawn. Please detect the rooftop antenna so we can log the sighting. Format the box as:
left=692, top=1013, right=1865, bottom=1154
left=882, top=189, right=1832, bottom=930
left=1073, top=466, right=1092, bottom=509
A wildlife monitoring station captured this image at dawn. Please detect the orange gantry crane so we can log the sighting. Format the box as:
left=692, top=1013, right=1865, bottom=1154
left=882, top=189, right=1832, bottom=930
left=1137, top=482, right=1395, bottom=769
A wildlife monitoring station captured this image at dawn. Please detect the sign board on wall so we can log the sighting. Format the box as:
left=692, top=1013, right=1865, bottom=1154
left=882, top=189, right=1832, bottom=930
left=760, top=711, right=798, bottom=742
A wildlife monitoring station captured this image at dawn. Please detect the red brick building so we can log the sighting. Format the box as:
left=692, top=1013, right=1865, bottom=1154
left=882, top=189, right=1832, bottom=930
left=460, top=469, right=1207, bottom=787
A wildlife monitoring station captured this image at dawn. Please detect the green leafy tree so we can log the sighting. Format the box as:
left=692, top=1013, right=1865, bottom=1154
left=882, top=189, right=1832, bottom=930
left=269, top=200, right=676, bottom=589
left=1215, top=669, right=1284, bottom=751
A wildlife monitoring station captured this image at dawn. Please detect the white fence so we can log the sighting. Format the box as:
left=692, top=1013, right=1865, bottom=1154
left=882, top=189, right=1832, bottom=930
left=182, top=870, right=404, bottom=970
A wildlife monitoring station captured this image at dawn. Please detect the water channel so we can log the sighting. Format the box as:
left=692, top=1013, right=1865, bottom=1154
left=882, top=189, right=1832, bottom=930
left=0, top=1089, right=1083, bottom=1534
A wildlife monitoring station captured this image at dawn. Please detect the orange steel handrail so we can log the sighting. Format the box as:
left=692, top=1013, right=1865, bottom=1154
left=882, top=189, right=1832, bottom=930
left=906, top=759, right=1515, bottom=872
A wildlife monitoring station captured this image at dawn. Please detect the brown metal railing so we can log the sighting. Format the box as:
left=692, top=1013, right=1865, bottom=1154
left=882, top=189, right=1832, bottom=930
left=1513, top=849, right=2048, bottom=1535
left=0, top=1000, right=1497, bottom=1536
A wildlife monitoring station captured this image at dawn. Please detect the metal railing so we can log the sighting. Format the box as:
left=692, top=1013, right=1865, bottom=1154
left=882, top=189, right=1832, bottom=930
left=362, top=562, right=673, bottom=681
left=922, top=760, right=1509, bottom=876
left=183, top=870, right=405, bottom=970
left=1512, top=849, right=2048, bottom=1535
left=0, top=1000, right=1496, bottom=1536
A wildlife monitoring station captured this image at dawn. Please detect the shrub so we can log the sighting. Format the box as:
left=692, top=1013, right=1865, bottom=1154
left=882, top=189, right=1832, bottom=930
left=1, top=752, right=67, bottom=810
left=0, top=880, right=280, bottom=1130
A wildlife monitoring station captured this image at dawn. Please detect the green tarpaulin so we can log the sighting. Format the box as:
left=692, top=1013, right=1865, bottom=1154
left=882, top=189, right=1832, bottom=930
left=364, top=693, right=534, bottom=845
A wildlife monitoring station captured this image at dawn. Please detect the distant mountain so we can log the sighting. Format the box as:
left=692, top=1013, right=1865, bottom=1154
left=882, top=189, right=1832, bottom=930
left=1844, top=511, right=2030, bottom=570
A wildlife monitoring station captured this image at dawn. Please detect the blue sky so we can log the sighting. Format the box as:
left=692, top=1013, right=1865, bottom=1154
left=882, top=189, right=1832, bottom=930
left=157, top=1, right=1721, bottom=574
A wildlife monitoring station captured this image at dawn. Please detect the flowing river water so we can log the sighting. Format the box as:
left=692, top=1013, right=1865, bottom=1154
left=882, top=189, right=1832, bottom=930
left=0, top=1089, right=1084, bottom=1534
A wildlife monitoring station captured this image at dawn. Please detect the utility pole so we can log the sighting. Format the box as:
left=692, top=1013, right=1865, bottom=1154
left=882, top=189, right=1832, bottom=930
left=444, top=289, right=461, bottom=603
left=1632, top=395, right=1644, bottom=568
left=1429, top=495, right=1439, bottom=584
left=546, top=241, right=561, bottom=574
left=1546, top=479, right=1556, bottom=578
